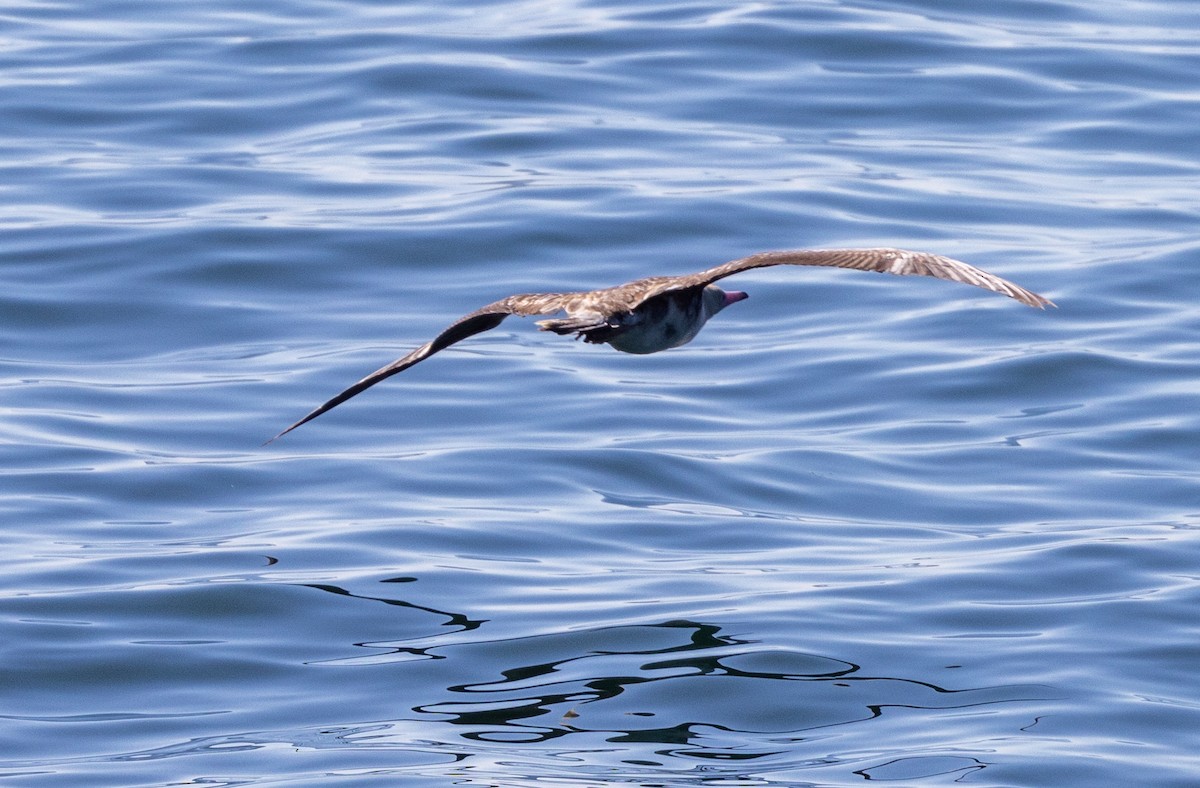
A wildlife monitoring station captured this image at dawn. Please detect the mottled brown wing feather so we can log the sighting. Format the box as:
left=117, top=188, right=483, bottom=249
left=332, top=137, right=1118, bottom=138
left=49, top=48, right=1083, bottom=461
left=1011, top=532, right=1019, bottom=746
left=266, top=293, right=579, bottom=442
left=634, top=248, right=1054, bottom=309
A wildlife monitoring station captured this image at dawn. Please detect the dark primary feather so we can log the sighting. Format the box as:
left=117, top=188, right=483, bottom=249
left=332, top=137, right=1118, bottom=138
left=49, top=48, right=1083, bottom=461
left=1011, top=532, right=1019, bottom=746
left=266, top=295, right=580, bottom=442
left=268, top=247, right=1052, bottom=441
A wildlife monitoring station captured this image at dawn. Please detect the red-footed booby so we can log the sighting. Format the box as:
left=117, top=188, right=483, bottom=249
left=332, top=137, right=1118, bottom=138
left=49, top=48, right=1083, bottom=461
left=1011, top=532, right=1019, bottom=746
left=269, top=247, right=1052, bottom=442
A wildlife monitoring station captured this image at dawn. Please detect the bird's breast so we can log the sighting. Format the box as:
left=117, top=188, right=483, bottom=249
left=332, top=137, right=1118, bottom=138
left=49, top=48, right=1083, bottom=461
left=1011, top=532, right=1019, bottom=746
left=605, top=293, right=706, bottom=354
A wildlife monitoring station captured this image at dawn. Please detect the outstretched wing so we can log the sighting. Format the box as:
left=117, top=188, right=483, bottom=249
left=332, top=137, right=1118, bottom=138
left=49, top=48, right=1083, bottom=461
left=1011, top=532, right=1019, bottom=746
left=641, top=248, right=1054, bottom=309
left=267, top=292, right=577, bottom=442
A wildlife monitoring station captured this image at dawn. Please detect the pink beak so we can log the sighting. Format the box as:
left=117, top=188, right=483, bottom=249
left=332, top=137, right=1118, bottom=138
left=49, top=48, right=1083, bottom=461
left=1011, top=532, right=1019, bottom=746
left=723, top=290, right=749, bottom=307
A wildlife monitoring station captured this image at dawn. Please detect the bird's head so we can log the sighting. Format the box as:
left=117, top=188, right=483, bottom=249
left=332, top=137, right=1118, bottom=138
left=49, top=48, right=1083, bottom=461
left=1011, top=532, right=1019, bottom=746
left=702, top=285, right=749, bottom=319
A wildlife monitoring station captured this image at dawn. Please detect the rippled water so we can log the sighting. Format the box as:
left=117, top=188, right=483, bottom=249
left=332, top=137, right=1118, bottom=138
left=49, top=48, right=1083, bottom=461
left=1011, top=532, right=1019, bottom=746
left=4, top=1, right=1200, bottom=785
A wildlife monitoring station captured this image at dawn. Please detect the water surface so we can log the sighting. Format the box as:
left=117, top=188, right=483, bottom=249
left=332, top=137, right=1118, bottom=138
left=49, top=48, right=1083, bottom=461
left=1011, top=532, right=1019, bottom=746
left=3, top=1, right=1200, bottom=785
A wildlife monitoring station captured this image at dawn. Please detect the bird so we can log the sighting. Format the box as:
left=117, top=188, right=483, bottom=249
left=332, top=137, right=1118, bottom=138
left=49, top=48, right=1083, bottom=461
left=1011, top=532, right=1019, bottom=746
left=268, top=247, right=1052, bottom=442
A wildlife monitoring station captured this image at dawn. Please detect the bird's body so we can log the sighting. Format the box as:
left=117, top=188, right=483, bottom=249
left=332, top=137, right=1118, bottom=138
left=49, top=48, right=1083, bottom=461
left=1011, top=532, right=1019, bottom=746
left=269, top=247, right=1052, bottom=441
left=530, top=283, right=745, bottom=354
left=602, top=288, right=741, bottom=354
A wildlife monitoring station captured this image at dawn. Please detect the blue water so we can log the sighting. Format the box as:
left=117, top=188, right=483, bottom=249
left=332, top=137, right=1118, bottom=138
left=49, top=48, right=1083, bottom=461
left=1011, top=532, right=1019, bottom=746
left=3, top=1, right=1199, bottom=785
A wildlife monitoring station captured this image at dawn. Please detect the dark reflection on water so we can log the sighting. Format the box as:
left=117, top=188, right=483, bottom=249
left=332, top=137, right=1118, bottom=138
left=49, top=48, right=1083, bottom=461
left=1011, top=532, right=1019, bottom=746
left=303, top=581, right=485, bottom=643
left=16, top=615, right=1045, bottom=782
left=856, top=755, right=986, bottom=781
left=401, top=618, right=1050, bottom=762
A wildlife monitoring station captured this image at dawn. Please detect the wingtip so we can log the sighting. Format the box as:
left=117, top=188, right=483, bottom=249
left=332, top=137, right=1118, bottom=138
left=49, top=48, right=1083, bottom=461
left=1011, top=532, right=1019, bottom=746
left=262, top=418, right=306, bottom=447
left=262, top=428, right=288, bottom=447
left=1013, top=285, right=1054, bottom=310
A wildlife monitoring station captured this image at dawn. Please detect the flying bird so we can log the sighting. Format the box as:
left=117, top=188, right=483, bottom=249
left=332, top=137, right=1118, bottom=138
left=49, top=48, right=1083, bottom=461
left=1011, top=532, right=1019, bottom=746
left=269, top=247, right=1052, bottom=442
